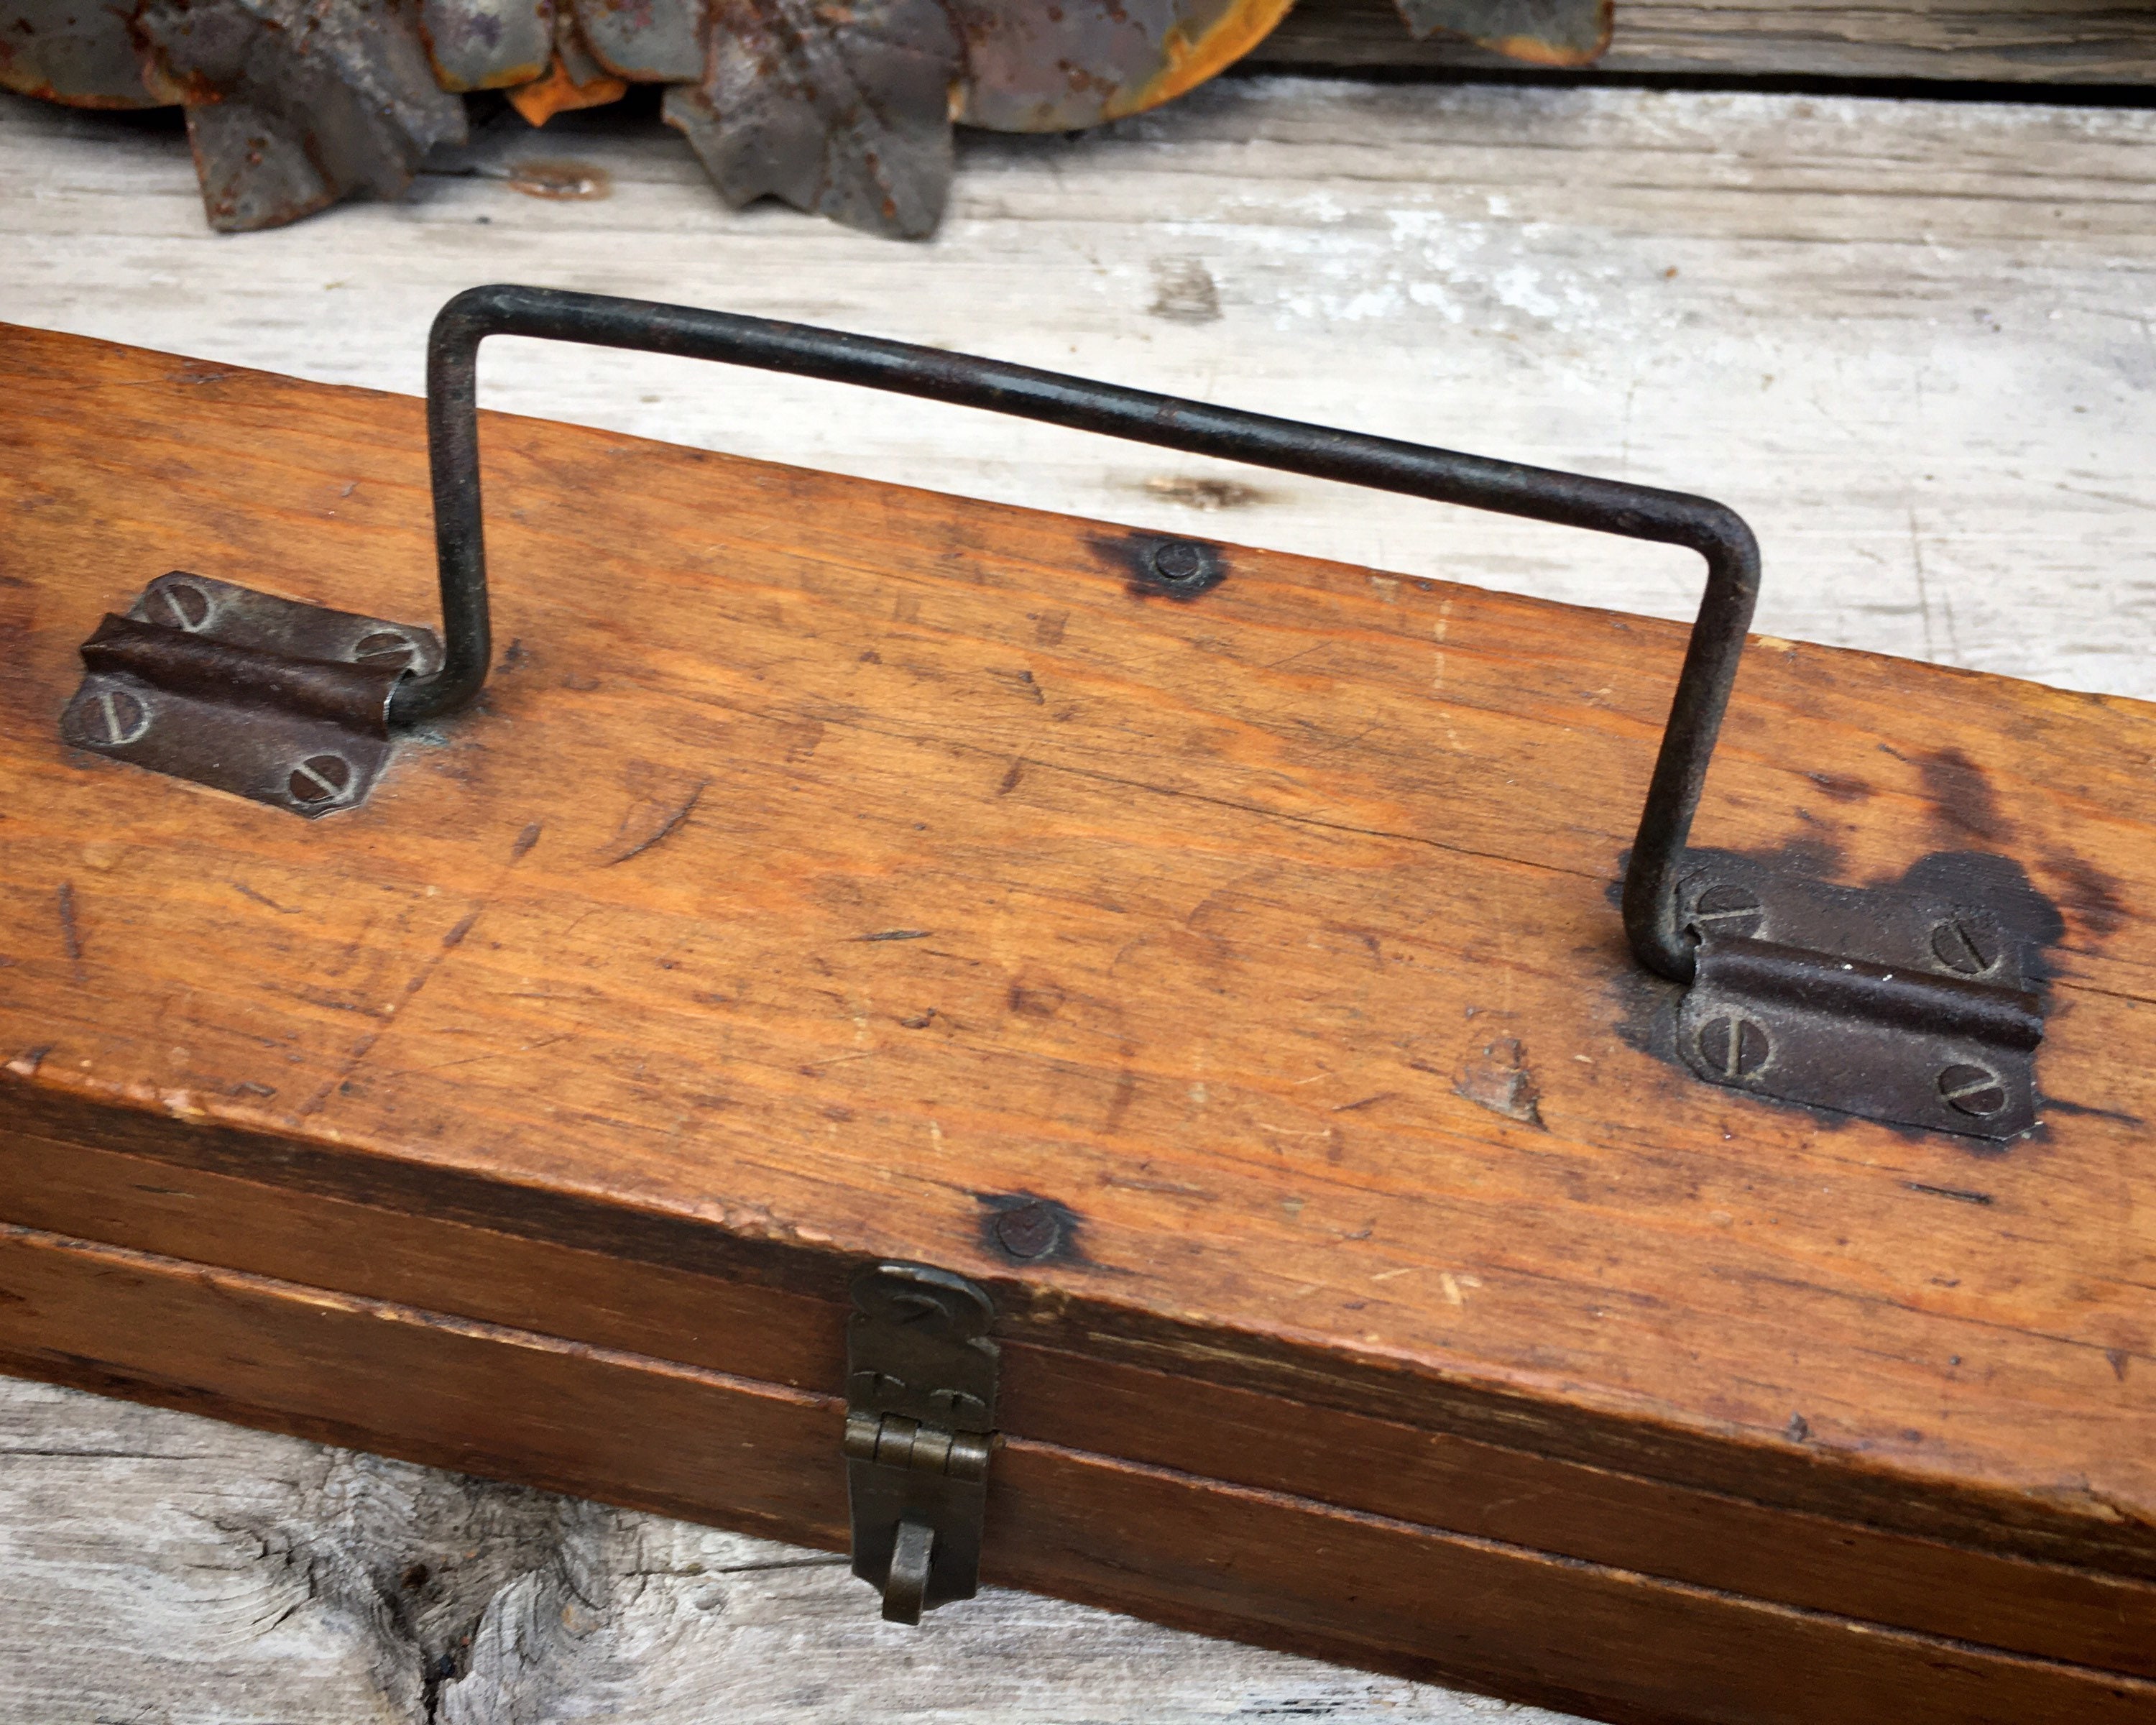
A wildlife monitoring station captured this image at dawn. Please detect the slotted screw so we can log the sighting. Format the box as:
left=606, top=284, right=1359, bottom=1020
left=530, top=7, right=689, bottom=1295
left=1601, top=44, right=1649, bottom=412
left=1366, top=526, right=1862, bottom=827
left=351, top=630, right=416, bottom=668
left=80, top=686, right=149, bottom=747
left=1689, top=883, right=1764, bottom=942
left=1697, top=1012, right=1772, bottom=1081
left=1938, top=1064, right=2009, bottom=1118
left=287, top=754, right=354, bottom=805
left=146, top=580, right=211, bottom=631
left=1930, top=919, right=2000, bottom=977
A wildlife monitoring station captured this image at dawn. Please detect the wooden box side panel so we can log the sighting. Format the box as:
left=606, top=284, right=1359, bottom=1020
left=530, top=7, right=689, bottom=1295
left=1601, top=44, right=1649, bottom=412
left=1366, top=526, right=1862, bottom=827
left=1, top=1224, right=2151, bottom=1725
left=4, top=1118, right=2150, bottom=1675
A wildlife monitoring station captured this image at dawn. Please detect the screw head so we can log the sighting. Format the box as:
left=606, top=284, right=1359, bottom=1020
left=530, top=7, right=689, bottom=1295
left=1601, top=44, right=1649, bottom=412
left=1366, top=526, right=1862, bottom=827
left=1150, top=540, right=1208, bottom=586
left=77, top=686, right=150, bottom=748
left=1689, top=883, right=1764, bottom=942
left=993, top=1200, right=1061, bottom=1260
left=1696, top=1012, right=1772, bottom=1081
left=351, top=630, right=416, bottom=668
left=1938, top=1063, right=2009, bottom=1118
left=146, top=580, right=211, bottom=631
left=287, top=753, right=354, bottom=805
left=1930, top=919, right=2000, bottom=977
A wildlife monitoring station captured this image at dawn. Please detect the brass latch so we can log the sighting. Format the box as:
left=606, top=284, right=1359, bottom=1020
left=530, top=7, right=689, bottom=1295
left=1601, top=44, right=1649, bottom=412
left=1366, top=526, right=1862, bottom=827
left=844, top=1262, right=998, bottom=1624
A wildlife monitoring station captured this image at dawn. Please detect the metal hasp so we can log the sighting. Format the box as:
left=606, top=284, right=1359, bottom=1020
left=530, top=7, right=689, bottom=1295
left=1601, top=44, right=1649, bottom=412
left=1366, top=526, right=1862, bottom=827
left=843, top=1262, right=999, bottom=1624
left=1675, top=864, right=2044, bottom=1141
left=61, top=572, right=443, bottom=817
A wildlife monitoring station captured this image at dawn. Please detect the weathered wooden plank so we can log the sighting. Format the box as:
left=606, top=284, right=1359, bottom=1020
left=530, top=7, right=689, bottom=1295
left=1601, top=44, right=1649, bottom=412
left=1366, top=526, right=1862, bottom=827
left=1255, top=0, right=2156, bottom=83
left=0, top=1374, right=1553, bottom=1724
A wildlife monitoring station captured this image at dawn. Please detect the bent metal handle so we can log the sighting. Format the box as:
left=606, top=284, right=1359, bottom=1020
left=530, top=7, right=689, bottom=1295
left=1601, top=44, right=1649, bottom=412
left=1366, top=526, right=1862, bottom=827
left=405, top=283, right=1762, bottom=983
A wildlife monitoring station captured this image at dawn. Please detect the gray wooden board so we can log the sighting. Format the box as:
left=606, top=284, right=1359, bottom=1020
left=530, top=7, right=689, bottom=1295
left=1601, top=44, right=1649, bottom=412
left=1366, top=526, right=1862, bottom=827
left=2, top=70, right=2153, bottom=1723
left=1253, top=0, right=2156, bottom=83
left=0, top=1378, right=1556, bottom=1724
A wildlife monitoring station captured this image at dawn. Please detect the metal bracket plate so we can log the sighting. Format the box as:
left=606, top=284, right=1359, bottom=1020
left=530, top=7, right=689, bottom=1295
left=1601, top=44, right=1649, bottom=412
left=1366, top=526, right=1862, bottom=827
left=844, top=1262, right=998, bottom=1624
left=61, top=572, right=443, bottom=817
left=1674, top=865, right=2043, bottom=1141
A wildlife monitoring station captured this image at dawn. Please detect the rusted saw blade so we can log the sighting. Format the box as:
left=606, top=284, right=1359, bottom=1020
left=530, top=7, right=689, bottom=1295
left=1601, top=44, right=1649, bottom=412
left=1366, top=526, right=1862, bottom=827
left=138, top=0, right=467, bottom=231
left=663, top=0, right=961, bottom=241
left=953, top=0, right=1296, bottom=132
left=575, top=0, right=705, bottom=80
left=417, top=0, right=553, bottom=91
left=508, top=1, right=629, bottom=124
left=1396, top=0, right=1611, bottom=67
left=0, top=0, right=163, bottom=105
left=11, top=0, right=1613, bottom=239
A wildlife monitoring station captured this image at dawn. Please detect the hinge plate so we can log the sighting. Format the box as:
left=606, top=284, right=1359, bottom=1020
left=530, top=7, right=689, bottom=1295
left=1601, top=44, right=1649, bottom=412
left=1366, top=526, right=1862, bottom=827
left=844, top=1262, right=998, bottom=1624
left=62, top=572, right=441, bottom=817
left=1674, top=865, right=2043, bottom=1140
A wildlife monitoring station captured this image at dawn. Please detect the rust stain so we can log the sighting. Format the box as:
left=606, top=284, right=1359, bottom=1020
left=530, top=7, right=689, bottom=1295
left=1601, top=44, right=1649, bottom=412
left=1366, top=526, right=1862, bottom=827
left=1146, top=474, right=1263, bottom=510
left=505, top=157, right=614, bottom=200
left=508, top=59, right=627, bottom=125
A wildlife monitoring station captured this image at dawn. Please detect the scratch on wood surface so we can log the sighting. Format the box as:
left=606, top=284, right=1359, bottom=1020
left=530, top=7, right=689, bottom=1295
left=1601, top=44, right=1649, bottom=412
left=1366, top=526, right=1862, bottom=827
left=852, top=929, right=931, bottom=942
left=510, top=822, right=543, bottom=861
left=232, top=881, right=299, bottom=914
left=53, top=884, right=84, bottom=981
left=298, top=906, right=489, bottom=1116
left=1907, top=1182, right=1994, bottom=1205
left=604, top=779, right=707, bottom=866
left=1454, top=1038, right=1545, bottom=1129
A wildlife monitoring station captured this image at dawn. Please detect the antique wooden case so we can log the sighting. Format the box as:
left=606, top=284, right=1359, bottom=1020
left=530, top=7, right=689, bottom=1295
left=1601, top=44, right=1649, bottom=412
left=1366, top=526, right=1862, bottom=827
left=1, top=308, right=2150, bottom=1725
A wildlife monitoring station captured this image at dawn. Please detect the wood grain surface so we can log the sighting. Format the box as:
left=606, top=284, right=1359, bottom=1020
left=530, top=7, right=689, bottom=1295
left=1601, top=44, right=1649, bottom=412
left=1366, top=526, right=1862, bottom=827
left=0, top=313, right=2151, bottom=1706
left=1255, top=0, right=2156, bottom=83
left=4, top=75, right=2155, bottom=1725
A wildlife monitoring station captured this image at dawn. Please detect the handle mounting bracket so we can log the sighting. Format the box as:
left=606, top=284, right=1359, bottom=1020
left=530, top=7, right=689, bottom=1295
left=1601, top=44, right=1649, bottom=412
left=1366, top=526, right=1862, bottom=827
left=1674, top=863, right=2042, bottom=1140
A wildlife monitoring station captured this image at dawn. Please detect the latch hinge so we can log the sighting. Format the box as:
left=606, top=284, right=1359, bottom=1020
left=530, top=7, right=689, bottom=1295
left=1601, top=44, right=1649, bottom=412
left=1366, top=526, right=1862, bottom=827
left=844, top=1262, right=998, bottom=1624
left=63, top=572, right=441, bottom=816
left=1673, top=865, right=2044, bottom=1139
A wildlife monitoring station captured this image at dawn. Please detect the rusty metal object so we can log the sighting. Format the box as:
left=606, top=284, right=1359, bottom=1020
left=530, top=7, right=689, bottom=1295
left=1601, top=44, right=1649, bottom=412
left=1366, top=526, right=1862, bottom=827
left=17, top=0, right=1609, bottom=238
left=575, top=0, right=704, bottom=79
left=508, top=2, right=627, bottom=122
left=138, top=0, right=467, bottom=231
left=0, top=0, right=163, bottom=105
left=418, top=0, right=552, bottom=91
left=63, top=572, right=443, bottom=818
left=1397, top=0, right=1610, bottom=67
left=663, top=0, right=960, bottom=240
left=953, top=0, right=1296, bottom=132
left=1669, top=863, right=2045, bottom=1141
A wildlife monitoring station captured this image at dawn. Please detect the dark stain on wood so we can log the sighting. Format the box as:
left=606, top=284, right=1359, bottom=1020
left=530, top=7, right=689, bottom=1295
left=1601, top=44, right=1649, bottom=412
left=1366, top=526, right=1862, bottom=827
left=1086, top=531, right=1229, bottom=601
left=1920, top=748, right=2009, bottom=844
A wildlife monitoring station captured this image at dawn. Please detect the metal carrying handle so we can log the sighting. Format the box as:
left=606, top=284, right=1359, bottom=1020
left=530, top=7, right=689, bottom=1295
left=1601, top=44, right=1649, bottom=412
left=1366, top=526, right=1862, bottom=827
left=407, top=284, right=1761, bottom=982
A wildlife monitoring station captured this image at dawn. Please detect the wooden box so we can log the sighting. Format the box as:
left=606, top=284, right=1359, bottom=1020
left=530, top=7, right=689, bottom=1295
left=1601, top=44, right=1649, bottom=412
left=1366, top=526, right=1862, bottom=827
left=1, top=320, right=2151, bottom=1725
